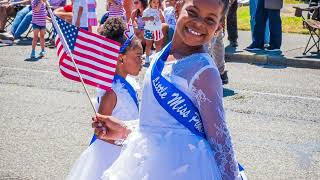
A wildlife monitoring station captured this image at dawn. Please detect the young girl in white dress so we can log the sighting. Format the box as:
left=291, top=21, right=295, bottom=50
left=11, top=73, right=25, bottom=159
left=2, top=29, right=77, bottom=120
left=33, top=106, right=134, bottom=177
left=93, top=0, right=246, bottom=179
left=67, top=17, right=143, bottom=180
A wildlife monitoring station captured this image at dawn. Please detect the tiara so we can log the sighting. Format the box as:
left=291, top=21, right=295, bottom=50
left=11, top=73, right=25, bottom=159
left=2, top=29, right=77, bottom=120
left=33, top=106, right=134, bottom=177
left=119, top=35, right=135, bottom=54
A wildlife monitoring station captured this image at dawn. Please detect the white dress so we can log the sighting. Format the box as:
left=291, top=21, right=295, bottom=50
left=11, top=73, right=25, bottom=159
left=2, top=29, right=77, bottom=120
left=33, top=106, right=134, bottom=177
left=102, top=52, right=241, bottom=180
left=66, top=79, right=139, bottom=180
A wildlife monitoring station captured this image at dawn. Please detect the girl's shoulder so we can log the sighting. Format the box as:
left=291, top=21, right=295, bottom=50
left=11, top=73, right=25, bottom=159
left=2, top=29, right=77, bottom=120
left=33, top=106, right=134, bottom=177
left=172, top=53, right=218, bottom=83
left=178, top=53, right=215, bottom=68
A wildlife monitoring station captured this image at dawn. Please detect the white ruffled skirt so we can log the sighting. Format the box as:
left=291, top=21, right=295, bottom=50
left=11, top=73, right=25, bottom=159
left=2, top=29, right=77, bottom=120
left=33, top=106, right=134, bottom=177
left=66, top=139, right=121, bottom=180
left=102, top=125, right=222, bottom=180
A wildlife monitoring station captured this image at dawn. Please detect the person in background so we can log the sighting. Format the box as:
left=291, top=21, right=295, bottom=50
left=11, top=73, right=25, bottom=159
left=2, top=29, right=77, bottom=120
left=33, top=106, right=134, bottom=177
left=207, top=31, right=229, bottom=85
left=49, top=0, right=66, bottom=9
left=0, top=0, right=65, bottom=45
left=131, top=0, right=147, bottom=42
left=226, top=0, right=238, bottom=47
left=72, top=0, right=88, bottom=30
left=142, top=0, right=165, bottom=65
left=0, top=0, right=18, bottom=33
left=30, top=0, right=47, bottom=58
left=123, top=0, right=133, bottom=21
left=87, top=0, right=97, bottom=32
left=162, top=0, right=175, bottom=44
left=54, top=3, right=73, bottom=23
left=0, top=0, right=32, bottom=44
left=249, top=0, right=269, bottom=47
left=246, top=0, right=283, bottom=51
left=107, top=0, right=126, bottom=20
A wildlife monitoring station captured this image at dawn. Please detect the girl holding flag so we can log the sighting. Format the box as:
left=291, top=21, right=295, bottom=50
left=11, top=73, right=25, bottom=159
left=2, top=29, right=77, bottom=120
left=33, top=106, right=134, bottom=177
left=93, top=0, right=247, bottom=179
left=67, top=17, right=143, bottom=180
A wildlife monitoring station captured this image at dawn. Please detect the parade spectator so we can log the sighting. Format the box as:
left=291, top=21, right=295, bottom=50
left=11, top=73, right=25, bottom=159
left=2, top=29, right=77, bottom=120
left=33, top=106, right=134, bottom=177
left=0, top=0, right=65, bottom=45
left=163, top=0, right=176, bottom=29
left=49, top=0, right=66, bottom=9
left=207, top=31, right=228, bottom=85
left=250, top=0, right=269, bottom=47
left=87, top=0, right=97, bottom=32
left=123, top=0, right=133, bottom=21
left=142, top=0, right=165, bottom=64
left=72, top=0, right=88, bottom=30
left=53, top=3, right=73, bottom=23
left=226, top=0, right=238, bottom=47
left=107, top=0, right=126, bottom=20
left=246, top=0, right=283, bottom=51
left=0, top=0, right=32, bottom=42
left=30, top=0, right=47, bottom=58
left=0, top=0, right=19, bottom=33
left=131, top=0, right=147, bottom=42
left=162, top=0, right=175, bottom=44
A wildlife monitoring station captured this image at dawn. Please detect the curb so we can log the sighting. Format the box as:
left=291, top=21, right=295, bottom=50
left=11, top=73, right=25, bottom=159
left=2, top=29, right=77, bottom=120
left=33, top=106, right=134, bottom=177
left=225, top=53, right=320, bottom=69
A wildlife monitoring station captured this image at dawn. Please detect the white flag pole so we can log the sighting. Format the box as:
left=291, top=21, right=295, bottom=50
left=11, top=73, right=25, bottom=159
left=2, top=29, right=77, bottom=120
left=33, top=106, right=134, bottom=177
left=46, top=2, right=97, bottom=114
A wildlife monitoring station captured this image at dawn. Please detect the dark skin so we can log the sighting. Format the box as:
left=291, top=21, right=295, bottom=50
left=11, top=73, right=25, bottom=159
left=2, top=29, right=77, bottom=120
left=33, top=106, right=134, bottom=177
left=94, top=44, right=143, bottom=144
left=93, top=0, right=224, bottom=141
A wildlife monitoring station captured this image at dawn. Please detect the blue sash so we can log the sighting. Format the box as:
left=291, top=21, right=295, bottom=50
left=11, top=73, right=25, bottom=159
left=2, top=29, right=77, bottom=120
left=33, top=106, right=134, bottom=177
left=90, top=75, right=139, bottom=145
left=150, top=42, right=247, bottom=178
left=151, top=42, right=206, bottom=138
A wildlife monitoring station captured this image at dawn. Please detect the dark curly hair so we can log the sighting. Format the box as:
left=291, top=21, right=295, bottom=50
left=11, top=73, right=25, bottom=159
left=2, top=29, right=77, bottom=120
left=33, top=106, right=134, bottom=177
left=100, top=17, right=142, bottom=54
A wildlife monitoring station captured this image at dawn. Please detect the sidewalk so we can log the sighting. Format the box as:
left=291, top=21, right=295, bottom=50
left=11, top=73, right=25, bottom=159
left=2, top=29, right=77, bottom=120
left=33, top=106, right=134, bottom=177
left=224, top=31, right=320, bottom=69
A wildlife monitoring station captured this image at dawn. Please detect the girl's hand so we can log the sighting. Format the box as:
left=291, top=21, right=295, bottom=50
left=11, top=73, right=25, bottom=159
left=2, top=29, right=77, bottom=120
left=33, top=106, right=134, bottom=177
left=92, top=113, right=131, bottom=141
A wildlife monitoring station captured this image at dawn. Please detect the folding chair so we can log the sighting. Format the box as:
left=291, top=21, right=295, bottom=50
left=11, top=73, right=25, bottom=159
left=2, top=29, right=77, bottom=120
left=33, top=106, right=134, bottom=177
left=5, top=16, right=14, bottom=30
left=294, top=4, right=320, bottom=55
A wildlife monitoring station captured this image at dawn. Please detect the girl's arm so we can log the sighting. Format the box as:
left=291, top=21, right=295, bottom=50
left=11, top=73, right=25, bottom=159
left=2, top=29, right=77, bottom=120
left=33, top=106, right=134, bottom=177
left=76, top=6, right=83, bottom=27
left=98, top=90, right=117, bottom=116
left=96, top=90, right=118, bottom=144
left=159, top=9, right=165, bottom=23
left=131, top=10, right=137, bottom=23
left=191, top=67, right=241, bottom=180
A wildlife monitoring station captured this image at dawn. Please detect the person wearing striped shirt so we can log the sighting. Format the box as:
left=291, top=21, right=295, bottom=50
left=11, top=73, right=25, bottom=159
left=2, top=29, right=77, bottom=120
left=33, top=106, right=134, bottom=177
left=30, top=0, right=47, bottom=58
left=107, top=0, right=126, bottom=20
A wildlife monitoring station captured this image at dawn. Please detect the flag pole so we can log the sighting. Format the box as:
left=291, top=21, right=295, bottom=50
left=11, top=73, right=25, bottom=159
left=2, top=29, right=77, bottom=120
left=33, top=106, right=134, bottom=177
left=46, top=3, right=97, bottom=115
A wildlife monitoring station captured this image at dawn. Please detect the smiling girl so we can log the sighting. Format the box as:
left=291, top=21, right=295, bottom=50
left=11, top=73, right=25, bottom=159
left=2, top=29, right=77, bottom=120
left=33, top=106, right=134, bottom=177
left=94, top=0, right=244, bottom=179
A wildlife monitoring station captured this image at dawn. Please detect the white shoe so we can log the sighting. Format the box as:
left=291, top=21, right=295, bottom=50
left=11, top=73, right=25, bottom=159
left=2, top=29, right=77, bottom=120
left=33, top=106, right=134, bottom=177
left=0, top=39, right=13, bottom=45
left=0, top=32, right=14, bottom=40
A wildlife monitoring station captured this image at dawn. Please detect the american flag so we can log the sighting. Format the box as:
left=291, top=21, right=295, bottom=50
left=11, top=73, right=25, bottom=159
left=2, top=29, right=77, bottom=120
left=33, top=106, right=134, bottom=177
left=54, top=16, right=120, bottom=91
left=124, top=19, right=134, bottom=38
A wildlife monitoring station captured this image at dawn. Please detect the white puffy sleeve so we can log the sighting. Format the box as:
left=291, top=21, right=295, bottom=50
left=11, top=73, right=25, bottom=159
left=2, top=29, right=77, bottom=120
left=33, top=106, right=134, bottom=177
left=190, top=65, right=241, bottom=180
